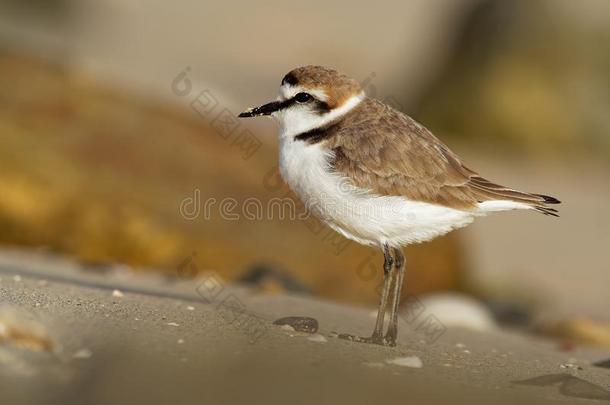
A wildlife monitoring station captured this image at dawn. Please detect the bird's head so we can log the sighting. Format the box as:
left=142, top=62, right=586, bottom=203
left=239, top=66, right=365, bottom=137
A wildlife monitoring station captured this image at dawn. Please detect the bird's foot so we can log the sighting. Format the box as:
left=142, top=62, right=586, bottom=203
left=335, top=332, right=396, bottom=347
left=385, top=327, right=398, bottom=346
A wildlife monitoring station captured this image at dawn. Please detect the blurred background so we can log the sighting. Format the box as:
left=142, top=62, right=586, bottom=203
left=1, top=0, right=609, bottom=344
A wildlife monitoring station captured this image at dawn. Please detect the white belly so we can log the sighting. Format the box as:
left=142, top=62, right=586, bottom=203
left=278, top=138, right=476, bottom=247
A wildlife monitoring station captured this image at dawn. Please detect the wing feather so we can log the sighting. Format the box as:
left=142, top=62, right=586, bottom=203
left=325, top=98, right=560, bottom=214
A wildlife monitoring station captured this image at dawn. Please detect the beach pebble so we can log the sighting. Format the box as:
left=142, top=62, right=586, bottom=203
left=273, top=316, right=318, bottom=334
left=73, top=349, right=92, bottom=359
left=386, top=356, right=423, bottom=368
left=280, top=324, right=295, bottom=332
left=307, top=334, right=327, bottom=343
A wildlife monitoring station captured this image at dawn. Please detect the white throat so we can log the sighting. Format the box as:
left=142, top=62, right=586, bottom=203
left=275, top=91, right=365, bottom=139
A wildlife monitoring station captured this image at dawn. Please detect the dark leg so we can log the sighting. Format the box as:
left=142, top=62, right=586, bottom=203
left=385, top=248, right=405, bottom=345
left=337, top=243, right=395, bottom=346
left=371, top=244, right=395, bottom=341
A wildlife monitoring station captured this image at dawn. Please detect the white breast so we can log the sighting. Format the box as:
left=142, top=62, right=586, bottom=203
left=278, top=138, right=477, bottom=248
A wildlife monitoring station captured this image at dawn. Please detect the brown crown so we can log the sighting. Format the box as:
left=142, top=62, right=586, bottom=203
left=282, top=66, right=362, bottom=109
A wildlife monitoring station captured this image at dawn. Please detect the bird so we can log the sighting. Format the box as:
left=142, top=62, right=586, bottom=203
left=238, top=65, right=560, bottom=346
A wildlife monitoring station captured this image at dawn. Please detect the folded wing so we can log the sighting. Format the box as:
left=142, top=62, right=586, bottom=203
left=327, top=98, right=560, bottom=216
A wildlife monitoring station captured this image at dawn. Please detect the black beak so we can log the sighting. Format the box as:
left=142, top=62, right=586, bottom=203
left=238, top=101, right=281, bottom=118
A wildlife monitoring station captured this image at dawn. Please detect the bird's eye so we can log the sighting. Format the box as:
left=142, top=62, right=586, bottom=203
left=294, top=92, right=313, bottom=103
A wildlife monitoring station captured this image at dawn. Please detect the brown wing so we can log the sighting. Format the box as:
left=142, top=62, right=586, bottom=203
left=326, top=99, right=560, bottom=215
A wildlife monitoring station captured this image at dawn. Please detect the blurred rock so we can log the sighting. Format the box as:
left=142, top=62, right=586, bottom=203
left=238, top=264, right=311, bottom=295
left=544, top=317, right=610, bottom=349
left=0, top=306, right=54, bottom=352
left=414, top=293, right=497, bottom=332
left=593, top=359, right=610, bottom=369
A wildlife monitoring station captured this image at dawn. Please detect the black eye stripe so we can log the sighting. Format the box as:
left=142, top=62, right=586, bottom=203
left=275, top=93, right=329, bottom=114
left=314, top=100, right=330, bottom=113
left=277, top=93, right=313, bottom=109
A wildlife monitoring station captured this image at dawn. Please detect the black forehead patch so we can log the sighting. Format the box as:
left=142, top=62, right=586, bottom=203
left=281, top=72, right=299, bottom=86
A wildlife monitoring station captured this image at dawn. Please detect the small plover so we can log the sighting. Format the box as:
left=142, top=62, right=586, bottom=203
left=239, top=65, right=560, bottom=346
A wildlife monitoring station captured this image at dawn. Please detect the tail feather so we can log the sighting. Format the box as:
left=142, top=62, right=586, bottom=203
left=469, top=176, right=561, bottom=217
left=470, top=182, right=544, bottom=205
left=535, top=194, right=561, bottom=204
left=535, top=206, right=560, bottom=217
